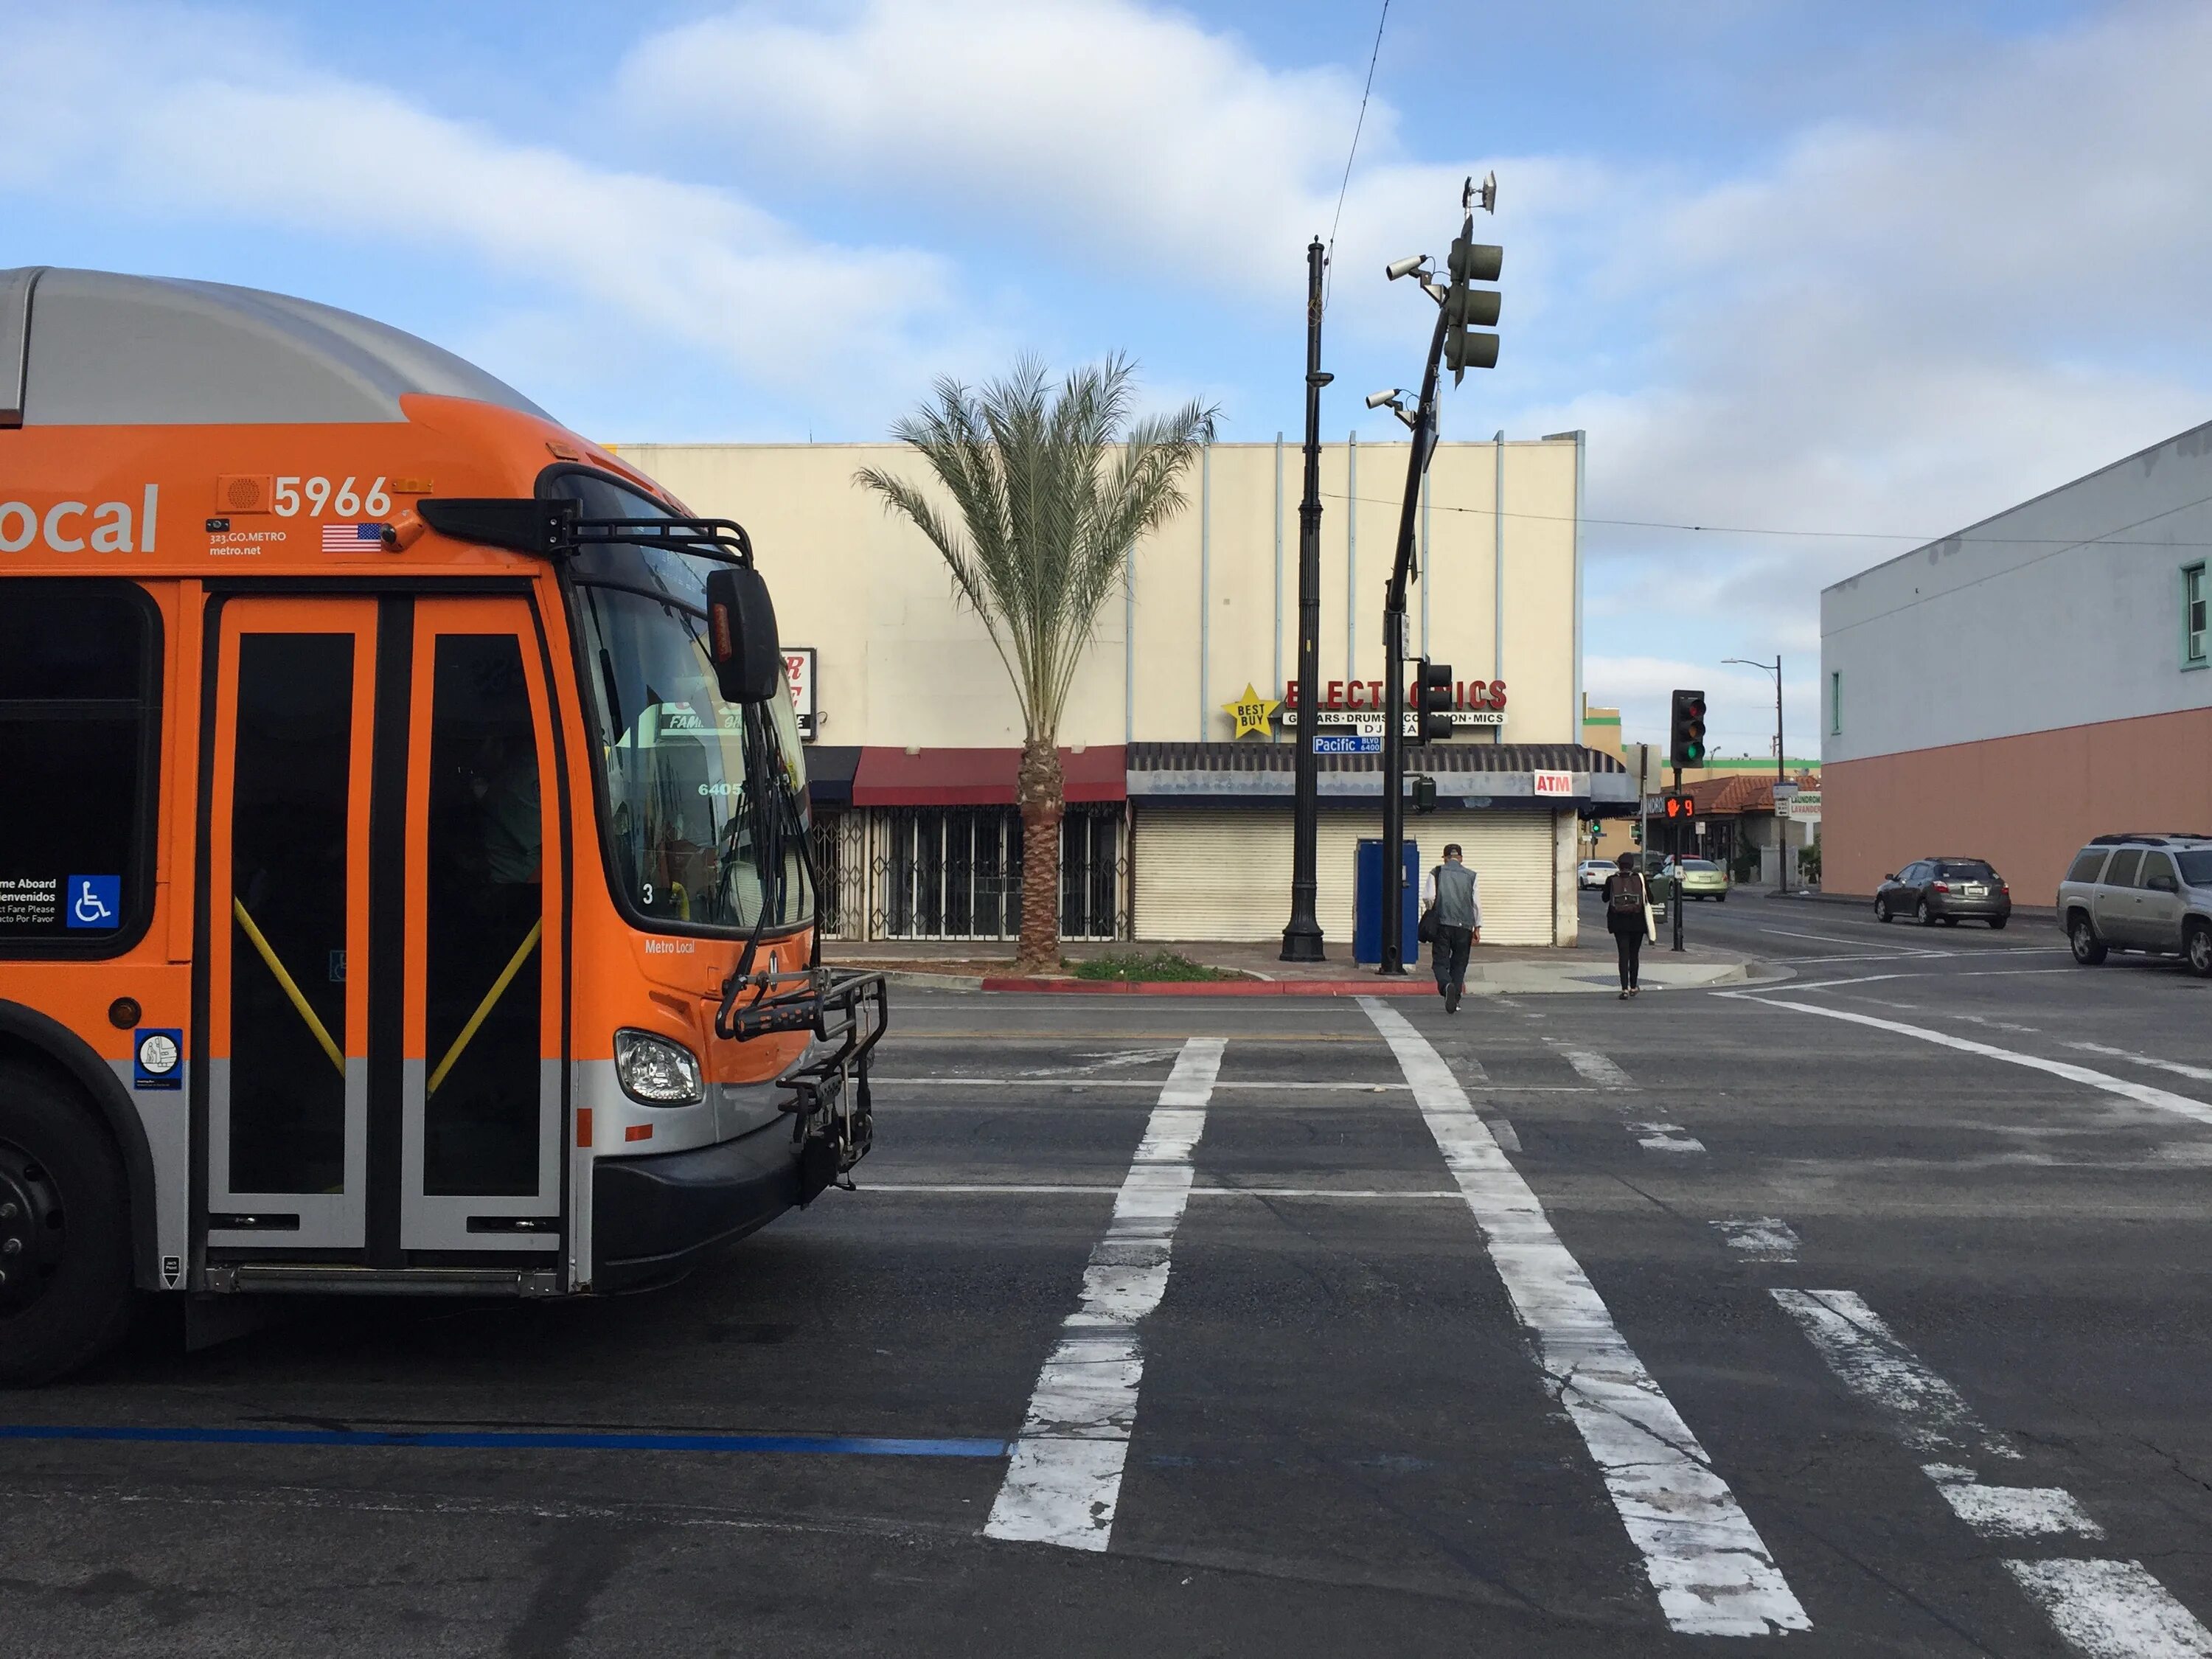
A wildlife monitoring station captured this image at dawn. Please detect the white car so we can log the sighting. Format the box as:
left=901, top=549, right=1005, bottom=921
left=1577, top=859, right=1615, bottom=890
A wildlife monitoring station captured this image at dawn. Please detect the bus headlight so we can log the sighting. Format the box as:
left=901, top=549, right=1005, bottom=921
left=613, top=1030, right=705, bottom=1105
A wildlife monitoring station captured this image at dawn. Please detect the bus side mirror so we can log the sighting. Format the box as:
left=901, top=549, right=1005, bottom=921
left=704, top=567, right=782, bottom=704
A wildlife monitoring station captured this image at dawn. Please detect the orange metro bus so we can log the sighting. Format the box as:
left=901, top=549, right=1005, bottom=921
left=0, top=268, right=885, bottom=1384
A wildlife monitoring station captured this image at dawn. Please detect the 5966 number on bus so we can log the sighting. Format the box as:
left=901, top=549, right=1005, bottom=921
left=274, top=476, right=392, bottom=518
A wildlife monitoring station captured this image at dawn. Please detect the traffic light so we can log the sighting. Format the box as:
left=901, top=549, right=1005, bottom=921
left=1668, top=688, right=1708, bottom=769
left=1660, top=791, right=1696, bottom=854
left=1408, top=774, right=1438, bottom=814
left=1416, top=658, right=1454, bottom=742
left=1444, top=224, right=1502, bottom=384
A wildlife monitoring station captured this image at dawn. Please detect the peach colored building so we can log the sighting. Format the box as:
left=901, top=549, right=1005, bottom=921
left=1821, top=419, right=2212, bottom=900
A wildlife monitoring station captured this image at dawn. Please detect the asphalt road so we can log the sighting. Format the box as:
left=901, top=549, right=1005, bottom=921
left=9, top=892, right=2212, bottom=1655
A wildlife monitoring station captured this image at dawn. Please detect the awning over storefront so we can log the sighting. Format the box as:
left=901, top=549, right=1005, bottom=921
left=852, top=745, right=1127, bottom=807
left=1125, top=741, right=1634, bottom=810
left=804, top=745, right=863, bottom=806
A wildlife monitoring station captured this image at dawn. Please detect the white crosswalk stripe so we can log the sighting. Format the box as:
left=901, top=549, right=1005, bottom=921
left=1363, top=998, right=1810, bottom=1636
left=984, top=1038, right=1222, bottom=1551
left=1776, top=1287, right=2212, bottom=1656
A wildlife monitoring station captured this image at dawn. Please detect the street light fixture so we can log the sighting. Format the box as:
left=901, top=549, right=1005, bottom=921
left=1723, top=655, right=1789, bottom=891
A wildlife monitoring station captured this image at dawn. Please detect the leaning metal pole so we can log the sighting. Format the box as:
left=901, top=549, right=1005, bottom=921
left=1378, top=300, right=1450, bottom=975
left=1281, top=238, right=1330, bottom=961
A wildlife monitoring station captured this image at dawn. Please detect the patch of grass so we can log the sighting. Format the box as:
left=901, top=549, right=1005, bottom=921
left=1067, top=950, right=1239, bottom=982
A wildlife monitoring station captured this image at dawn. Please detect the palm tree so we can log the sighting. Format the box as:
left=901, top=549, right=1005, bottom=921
left=858, top=355, right=1214, bottom=974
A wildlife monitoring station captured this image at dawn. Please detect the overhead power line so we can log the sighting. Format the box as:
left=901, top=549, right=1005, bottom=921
left=1322, top=0, right=1390, bottom=311
left=1318, top=487, right=2212, bottom=549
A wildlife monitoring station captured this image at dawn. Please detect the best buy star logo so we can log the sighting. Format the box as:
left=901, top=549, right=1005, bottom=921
left=1223, top=682, right=1280, bottom=740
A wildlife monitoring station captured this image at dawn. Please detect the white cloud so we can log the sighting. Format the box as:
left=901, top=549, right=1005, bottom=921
left=0, top=1, right=1002, bottom=425
left=1519, top=0, right=2212, bottom=676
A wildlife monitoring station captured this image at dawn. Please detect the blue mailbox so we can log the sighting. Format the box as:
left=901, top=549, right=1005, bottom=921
left=1353, top=838, right=1422, bottom=966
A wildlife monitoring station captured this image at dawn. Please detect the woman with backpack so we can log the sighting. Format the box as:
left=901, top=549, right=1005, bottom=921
left=1601, top=852, right=1652, bottom=999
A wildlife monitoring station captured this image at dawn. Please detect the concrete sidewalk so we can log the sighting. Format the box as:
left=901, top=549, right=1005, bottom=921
left=823, top=933, right=1754, bottom=995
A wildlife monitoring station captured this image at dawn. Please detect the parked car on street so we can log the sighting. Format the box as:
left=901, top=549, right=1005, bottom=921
left=1671, top=857, right=1730, bottom=901
left=1874, top=858, right=2012, bottom=928
left=2054, top=834, right=2212, bottom=975
left=1577, top=859, right=1615, bottom=890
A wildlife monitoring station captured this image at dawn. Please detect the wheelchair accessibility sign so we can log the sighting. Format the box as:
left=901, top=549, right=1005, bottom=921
left=65, top=874, right=120, bottom=929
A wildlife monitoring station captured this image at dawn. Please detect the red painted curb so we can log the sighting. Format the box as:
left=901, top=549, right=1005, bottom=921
left=978, top=976, right=1438, bottom=997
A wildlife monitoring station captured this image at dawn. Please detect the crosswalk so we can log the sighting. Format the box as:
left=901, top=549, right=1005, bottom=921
left=873, top=1007, right=2212, bottom=1649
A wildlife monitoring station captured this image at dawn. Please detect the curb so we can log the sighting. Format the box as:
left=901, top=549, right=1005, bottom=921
left=874, top=968, right=986, bottom=993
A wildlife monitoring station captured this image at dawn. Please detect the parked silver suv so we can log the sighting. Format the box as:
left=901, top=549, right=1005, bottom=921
left=2056, top=834, right=2212, bottom=976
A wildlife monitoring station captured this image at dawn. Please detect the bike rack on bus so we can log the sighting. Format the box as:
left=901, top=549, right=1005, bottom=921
left=715, top=966, right=888, bottom=1203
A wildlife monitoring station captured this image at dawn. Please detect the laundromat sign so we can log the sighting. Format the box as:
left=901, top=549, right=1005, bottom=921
left=1275, top=676, right=1507, bottom=728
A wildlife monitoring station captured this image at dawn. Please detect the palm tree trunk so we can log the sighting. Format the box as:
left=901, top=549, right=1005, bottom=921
left=1015, top=737, right=1064, bottom=975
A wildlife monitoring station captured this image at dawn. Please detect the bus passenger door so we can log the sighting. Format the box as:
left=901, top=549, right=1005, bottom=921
left=205, top=599, right=376, bottom=1250
left=399, top=597, right=563, bottom=1253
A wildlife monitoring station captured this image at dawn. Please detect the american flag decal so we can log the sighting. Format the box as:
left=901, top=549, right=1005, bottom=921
left=321, top=521, right=387, bottom=553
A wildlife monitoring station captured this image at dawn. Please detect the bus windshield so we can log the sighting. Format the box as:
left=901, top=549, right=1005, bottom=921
left=552, top=474, right=811, bottom=936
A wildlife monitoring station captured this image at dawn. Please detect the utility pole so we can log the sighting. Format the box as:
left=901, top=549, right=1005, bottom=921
left=1373, top=175, right=1500, bottom=975
left=1725, top=653, right=1787, bottom=891
left=1279, top=237, right=1330, bottom=961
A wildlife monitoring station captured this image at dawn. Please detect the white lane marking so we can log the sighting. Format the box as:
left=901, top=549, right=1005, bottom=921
left=1750, top=973, right=1918, bottom=992
left=1768, top=952, right=1955, bottom=964
left=1487, top=1113, right=1523, bottom=1153
left=1728, top=999, right=2212, bottom=1129
left=1950, top=1012, right=2042, bottom=1034
left=984, top=1037, right=1222, bottom=1551
left=1770, top=1290, right=2018, bottom=1461
left=1363, top=998, right=1809, bottom=1636
left=1713, top=1219, right=1800, bottom=1262
left=1922, top=1467, right=2103, bottom=1539
left=1779, top=1291, right=2212, bottom=1651
left=868, top=1183, right=1463, bottom=1199
left=1758, top=925, right=1888, bottom=945
left=2065, top=1042, right=2212, bottom=1085
left=1761, top=925, right=1943, bottom=954
left=1632, top=1122, right=1707, bottom=1155
left=1546, top=1041, right=1635, bottom=1089
left=2003, top=1559, right=2212, bottom=1658
left=872, top=1077, right=1408, bottom=1091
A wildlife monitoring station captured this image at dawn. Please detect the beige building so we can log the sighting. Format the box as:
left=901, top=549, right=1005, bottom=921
left=611, top=436, right=1632, bottom=950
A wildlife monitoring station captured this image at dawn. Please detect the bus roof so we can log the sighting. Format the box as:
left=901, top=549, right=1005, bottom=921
left=1, top=267, right=550, bottom=429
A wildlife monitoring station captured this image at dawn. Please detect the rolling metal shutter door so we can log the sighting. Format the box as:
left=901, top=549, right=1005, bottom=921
left=1133, top=808, right=1557, bottom=945
left=1446, top=815, right=1555, bottom=946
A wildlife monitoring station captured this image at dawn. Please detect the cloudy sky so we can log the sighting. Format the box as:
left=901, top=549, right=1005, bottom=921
left=7, top=0, right=2210, bottom=754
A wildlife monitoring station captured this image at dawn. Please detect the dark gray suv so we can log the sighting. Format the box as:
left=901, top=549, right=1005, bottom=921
left=2055, top=835, right=2212, bottom=975
left=1874, top=858, right=2011, bottom=928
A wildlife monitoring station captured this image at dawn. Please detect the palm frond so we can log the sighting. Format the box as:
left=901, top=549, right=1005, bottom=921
left=858, top=355, right=1216, bottom=747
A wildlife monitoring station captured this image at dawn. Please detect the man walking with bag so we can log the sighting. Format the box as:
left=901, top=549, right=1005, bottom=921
left=1420, top=844, right=1480, bottom=1012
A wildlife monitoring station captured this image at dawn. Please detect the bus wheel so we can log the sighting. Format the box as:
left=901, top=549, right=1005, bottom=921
left=0, top=1061, right=135, bottom=1386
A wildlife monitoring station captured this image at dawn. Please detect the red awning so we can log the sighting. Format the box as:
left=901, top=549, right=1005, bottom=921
left=851, top=746, right=1125, bottom=807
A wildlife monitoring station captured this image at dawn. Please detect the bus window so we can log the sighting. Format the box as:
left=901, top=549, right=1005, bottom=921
left=422, top=631, right=543, bottom=1199
left=557, top=475, right=811, bottom=937
left=0, top=583, right=159, bottom=951
left=227, top=632, right=358, bottom=1199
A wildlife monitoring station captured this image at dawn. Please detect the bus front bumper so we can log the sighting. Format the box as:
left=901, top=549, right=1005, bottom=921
left=591, top=1119, right=806, bottom=1293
